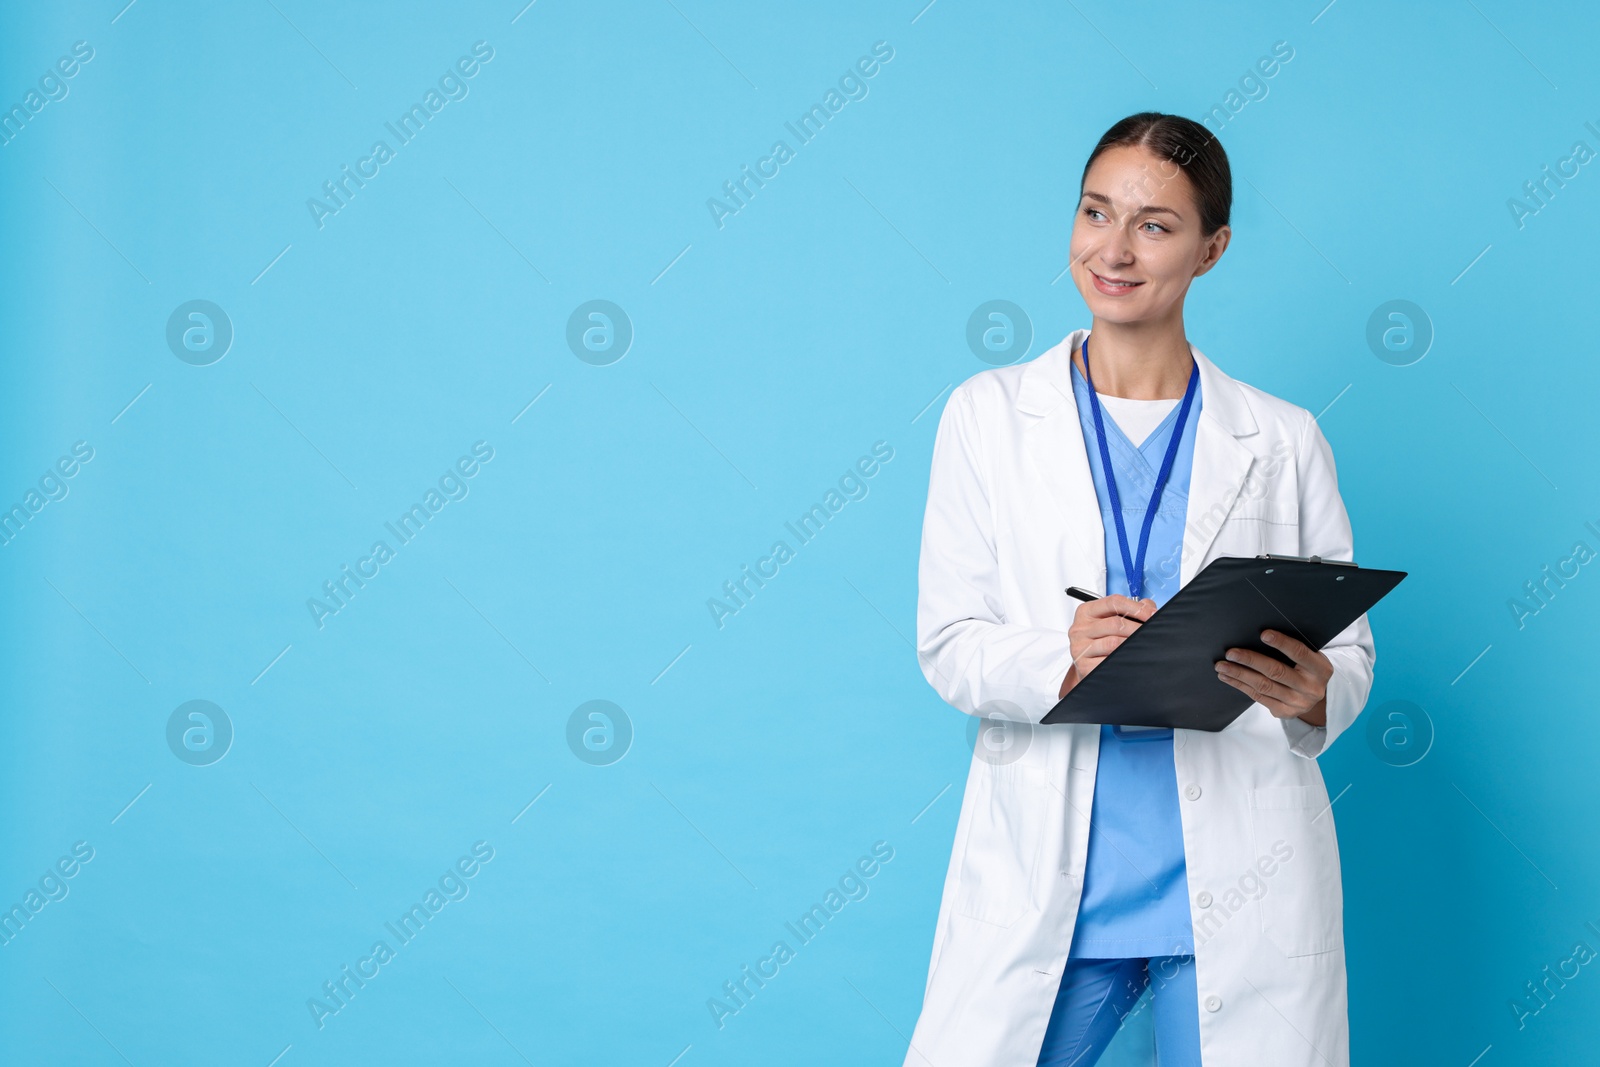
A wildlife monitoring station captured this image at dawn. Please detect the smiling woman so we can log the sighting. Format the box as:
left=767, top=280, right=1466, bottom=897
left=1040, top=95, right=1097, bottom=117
left=903, top=112, right=1377, bottom=1067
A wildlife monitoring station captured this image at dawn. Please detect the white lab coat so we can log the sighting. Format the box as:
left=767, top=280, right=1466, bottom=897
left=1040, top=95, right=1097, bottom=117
left=906, top=329, right=1374, bottom=1066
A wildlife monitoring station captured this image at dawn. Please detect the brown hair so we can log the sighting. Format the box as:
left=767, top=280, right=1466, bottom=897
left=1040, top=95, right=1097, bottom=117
left=1081, top=112, right=1232, bottom=237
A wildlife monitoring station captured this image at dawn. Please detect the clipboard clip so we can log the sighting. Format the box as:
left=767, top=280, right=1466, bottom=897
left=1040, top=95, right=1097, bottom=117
left=1256, top=553, right=1358, bottom=568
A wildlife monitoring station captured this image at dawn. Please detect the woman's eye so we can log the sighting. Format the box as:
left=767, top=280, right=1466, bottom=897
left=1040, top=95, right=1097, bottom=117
left=1142, top=220, right=1168, bottom=233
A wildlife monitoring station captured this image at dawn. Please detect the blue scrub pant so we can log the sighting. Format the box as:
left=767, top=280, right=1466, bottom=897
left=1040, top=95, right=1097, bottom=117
left=1035, top=955, right=1201, bottom=1067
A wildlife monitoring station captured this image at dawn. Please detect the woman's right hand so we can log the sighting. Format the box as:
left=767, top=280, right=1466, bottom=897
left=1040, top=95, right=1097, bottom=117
left=1058, top=594, right=1158, bottom=698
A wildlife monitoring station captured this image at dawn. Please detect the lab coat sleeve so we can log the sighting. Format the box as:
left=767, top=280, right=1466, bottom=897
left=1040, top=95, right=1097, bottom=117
left=1280, top=409, right=1376, bottom=758
left=916, top=384, right=1077, bottom=723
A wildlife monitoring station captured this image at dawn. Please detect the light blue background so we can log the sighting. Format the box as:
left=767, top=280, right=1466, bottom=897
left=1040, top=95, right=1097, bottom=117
left=2, top=2, right=1597, bottom=1064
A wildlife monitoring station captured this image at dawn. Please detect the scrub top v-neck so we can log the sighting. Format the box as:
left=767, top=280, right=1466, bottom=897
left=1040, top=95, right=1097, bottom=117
left=1067, top=356, right=1202, bottom=960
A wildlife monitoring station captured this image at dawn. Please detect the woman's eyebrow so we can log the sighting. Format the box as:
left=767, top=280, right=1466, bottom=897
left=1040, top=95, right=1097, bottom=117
left=1080, top=190, right=1184, bottom=219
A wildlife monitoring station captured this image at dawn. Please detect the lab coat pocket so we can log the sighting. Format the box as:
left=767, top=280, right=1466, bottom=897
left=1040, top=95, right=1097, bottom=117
left=952, top=765, right=1050, bottom=928
left=1248, top=785, right=1340, bottom=957
left=1214, top=500, right=1298, bottom=557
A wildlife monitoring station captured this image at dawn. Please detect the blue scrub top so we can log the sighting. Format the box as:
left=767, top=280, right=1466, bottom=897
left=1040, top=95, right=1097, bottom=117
left=1066, top=357, right=1200, bottom=960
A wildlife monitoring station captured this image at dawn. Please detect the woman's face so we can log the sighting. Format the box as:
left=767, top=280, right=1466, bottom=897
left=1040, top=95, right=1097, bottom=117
left=1068, top=144, right=1230, bottom=326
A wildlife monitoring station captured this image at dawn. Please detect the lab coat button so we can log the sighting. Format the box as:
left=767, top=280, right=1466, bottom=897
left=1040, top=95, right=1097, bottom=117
left=1204, top=995, right=1222, bottom=1012
left=1196, top=891, right=1213, bottom=909
left=1184, top=783, right=1202, bottom=801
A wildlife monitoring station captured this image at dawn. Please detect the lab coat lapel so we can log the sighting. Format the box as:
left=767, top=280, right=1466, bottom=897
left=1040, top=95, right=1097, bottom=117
left=1181, top=345, right=1259, bottom=584
left=1018, top=331, right=1105, bottom=581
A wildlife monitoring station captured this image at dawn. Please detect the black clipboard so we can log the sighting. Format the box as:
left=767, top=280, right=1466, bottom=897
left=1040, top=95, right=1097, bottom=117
left=1040, top=554, right=1407, bottom=732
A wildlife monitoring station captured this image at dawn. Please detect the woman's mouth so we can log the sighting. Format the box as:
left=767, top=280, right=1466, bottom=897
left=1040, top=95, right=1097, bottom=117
left=1090, top=270, right=1143, bottom=296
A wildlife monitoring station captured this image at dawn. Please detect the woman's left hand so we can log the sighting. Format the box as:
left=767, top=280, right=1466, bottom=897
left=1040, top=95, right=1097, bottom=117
left=1215, top=629, right=1331, bottom=727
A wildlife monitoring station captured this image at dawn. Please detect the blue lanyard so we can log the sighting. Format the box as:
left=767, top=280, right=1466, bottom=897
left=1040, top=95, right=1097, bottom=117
left=1081, top=334, right=1199, bottom=601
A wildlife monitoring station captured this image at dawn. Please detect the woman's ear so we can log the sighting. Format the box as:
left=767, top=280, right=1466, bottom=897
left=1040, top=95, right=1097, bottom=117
left=1194, top=224, right=1231, bottom=278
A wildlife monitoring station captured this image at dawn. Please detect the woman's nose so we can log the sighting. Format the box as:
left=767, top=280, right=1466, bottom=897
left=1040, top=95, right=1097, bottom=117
left=1099, top=229, right=1135, bottom=266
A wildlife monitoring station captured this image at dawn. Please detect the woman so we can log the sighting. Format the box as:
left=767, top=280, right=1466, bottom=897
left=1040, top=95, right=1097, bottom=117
left=906, top=112, right=1374, bottom=1067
